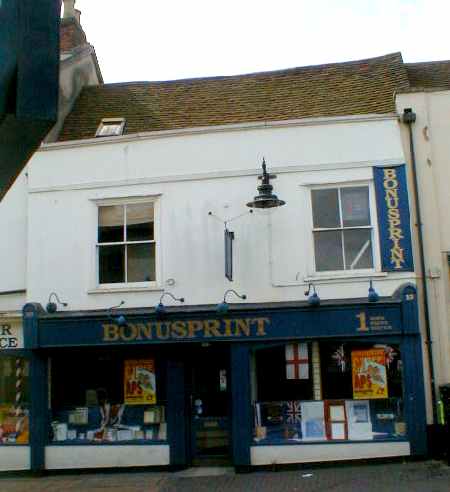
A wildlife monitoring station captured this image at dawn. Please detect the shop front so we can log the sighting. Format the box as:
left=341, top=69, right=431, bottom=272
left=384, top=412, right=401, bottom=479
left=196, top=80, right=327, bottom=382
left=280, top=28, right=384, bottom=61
left=0, top=317, right=31, bottom=472
left=19, top=284, right=426, bottom=472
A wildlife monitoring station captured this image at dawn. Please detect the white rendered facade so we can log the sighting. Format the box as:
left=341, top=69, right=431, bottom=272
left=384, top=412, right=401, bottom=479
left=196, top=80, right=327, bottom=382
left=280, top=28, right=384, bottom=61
left=396, top=90, right=450, bottom=391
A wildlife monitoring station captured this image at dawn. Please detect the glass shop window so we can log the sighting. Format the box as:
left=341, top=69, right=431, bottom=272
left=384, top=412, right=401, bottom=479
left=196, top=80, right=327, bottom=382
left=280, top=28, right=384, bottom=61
left=253, top=341, right=406, bottom=444
left=49, top=352, right=167, bottom=444
left=311, top=186, right=374, bottom=272
left=97, top=201, right=156, bottom=285
left=0, top=357, right=30, bottom=445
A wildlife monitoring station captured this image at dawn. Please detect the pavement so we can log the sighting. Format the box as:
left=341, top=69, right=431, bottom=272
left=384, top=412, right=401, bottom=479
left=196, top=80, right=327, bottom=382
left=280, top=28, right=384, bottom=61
left=0, top=460, right=449, bottom=491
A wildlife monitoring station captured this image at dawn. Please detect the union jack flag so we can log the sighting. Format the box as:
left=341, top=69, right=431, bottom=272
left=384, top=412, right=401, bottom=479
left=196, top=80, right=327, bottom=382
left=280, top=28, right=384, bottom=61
left=284, top=401, right=302, bottom=424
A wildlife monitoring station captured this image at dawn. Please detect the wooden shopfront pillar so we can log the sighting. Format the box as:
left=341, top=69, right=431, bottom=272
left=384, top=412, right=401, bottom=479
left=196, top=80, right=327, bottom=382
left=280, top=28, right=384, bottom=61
left=230, top=343, right=252, bottom=471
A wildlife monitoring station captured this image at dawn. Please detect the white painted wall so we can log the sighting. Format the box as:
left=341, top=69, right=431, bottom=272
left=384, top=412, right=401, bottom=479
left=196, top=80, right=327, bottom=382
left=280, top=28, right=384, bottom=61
left=0, top=45, right=100, bottom=316
left=45, top=444, right=169, bottom=469
left=396, top=91, right=450, bottom=387
left=0, top=168, right=27, bottom=314
left=24, top=117, right=414, bottom=312
left=250, top=442, right=410, bottom=465
left=0, top=446, right=30, bottom=471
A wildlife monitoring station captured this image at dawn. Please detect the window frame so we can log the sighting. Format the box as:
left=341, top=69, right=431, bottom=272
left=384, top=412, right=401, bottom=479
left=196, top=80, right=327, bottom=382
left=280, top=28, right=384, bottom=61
left=93, top=196, right=161, bottom=290
left=308, top=181, right=381, bottom=276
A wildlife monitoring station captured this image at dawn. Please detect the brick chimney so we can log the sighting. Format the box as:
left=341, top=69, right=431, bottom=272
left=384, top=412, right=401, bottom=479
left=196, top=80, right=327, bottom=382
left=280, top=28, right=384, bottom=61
left=60, top=0, right=86, bottom=52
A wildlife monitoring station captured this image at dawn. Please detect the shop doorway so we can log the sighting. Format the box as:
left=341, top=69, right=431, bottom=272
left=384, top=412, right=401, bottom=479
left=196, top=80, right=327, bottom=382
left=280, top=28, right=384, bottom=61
left=189, top=344, right=231, bottom=465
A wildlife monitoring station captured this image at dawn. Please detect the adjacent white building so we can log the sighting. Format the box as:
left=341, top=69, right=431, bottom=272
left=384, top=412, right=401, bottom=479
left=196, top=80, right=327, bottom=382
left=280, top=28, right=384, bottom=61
left=396, top=61, right=450, bottom=398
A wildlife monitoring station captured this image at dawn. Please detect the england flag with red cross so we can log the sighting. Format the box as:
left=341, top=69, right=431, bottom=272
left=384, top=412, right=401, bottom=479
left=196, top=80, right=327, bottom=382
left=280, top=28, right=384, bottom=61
left=285, top=342, right=309, bottom=379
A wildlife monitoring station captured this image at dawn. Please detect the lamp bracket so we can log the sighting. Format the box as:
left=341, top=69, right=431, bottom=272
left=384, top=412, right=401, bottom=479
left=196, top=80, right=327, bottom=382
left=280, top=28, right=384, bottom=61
left=208, top=210, right=253, bottom=229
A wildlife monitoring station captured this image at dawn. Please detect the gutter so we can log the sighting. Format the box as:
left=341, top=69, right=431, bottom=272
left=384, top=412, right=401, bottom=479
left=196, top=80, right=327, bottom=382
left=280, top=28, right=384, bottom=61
left=0, top=289, right=26, bottom=296
left=401, top=108, right=438, bottom=424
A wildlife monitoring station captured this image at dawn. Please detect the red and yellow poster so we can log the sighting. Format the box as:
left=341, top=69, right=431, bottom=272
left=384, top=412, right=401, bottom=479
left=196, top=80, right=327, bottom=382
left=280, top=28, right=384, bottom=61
left=124, top=359, right=157, bottom=405
left=351, top=349, right=388, bottom=399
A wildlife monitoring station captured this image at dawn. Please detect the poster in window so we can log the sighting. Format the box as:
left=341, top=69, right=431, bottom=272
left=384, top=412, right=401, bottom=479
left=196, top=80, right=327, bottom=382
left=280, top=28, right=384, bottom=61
left=301, top=401, right=326, bottom=441
left=346, top=400, right=372, bottom=440
left=124, top=359, right=156, bottom=405
left=351, top=349, right=388, bottom=399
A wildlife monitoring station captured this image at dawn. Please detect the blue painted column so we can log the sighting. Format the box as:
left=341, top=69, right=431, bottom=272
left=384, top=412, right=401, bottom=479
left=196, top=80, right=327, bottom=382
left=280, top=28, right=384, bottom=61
left=400, top=285, right=427, bottom=456
left=29, top=353, right=48, bottom=472
left=23, top=303, right=47, bottom=472
left=167, top=359, right=187, bottom=468
left=230, top=343, right=252, bottom=470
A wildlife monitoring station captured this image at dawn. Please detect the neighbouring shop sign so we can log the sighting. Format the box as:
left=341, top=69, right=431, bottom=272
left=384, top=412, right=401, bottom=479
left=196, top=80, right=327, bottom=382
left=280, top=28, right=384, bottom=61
left=0, top=320, right=23, bottom=349
left=373, top=165, right=414, bottom=272
left=124, top=359, right=157, bottom=405
left=351, top=349, right=388, bottom=399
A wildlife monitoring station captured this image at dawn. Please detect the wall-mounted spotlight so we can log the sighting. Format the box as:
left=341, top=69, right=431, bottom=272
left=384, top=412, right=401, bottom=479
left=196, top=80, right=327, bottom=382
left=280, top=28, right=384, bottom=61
left=368, top=280, right=379, bottom=303
left=155, top=292, right=185, bottom=316
left=216, top=289, right=247, bottom=315
left=108, top=300, right=127, bottom=326
left=46, top=292, right=68, bottom=313
left=246, top=158, right=286, bottom=209
left=304, top=283, right=320, bottom=307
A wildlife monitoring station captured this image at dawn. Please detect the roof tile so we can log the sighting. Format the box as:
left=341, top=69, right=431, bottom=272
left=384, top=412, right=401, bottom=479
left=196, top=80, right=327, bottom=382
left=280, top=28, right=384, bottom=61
left=58, top=52, right=409, bottom=141
left=405, top=61, right=450, bottom=90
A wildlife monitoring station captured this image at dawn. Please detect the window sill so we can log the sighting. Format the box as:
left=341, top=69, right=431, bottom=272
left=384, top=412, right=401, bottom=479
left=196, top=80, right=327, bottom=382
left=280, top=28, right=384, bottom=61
left=88, top=285, right=164, bottom=295
left=47, top=440, right=167, bottom=446
left=252, top=437, right=408, bottom=446
left=304, top=271, right=388, bottom=283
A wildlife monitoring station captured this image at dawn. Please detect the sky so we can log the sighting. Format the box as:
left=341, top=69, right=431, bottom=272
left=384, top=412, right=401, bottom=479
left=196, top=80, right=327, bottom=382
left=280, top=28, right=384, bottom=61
left=73, top=0, right=450, bottom=84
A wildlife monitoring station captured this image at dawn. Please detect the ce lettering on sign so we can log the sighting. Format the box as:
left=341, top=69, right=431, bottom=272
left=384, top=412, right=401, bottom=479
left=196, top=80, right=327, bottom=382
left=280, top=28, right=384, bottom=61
left=0, top=324, right=20, bottom=349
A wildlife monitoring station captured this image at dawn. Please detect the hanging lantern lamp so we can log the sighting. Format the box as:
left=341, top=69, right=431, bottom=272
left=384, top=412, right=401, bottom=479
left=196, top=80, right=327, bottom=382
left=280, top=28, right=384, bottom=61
left=246, top=158, right=286, bottom=209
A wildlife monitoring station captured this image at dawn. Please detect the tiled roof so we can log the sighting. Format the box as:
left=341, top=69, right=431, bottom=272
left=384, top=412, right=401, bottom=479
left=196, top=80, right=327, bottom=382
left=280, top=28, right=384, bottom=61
left=405, top=61, right=450, bottom=90
left=58, top=52, right=409, bottom=142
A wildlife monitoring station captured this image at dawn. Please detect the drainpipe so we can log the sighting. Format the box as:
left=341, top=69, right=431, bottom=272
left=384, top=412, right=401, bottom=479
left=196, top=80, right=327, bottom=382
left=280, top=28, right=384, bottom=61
left=401, top=107, right=437, bottom=424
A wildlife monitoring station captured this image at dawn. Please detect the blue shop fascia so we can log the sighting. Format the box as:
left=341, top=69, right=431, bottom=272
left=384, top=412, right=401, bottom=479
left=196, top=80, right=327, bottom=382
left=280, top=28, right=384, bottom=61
left=19, top=283, right=427, bottom=472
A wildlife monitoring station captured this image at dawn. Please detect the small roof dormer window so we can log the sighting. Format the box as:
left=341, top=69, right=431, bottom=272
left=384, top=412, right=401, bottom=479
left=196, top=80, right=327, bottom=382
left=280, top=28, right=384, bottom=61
left=95, top=118, right=126, bottom=137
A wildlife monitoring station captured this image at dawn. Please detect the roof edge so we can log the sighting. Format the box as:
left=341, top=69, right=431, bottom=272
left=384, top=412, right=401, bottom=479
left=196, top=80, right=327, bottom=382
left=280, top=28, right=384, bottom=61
left=97, top=52, right=404, bottom=87
left=42, top=113, right=398, bottom=152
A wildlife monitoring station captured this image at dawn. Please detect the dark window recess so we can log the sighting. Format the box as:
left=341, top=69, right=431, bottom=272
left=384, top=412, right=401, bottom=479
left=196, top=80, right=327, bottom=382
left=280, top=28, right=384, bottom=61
left=312, top=189, right=340, bottom=228
left=97, top=202, right=155, bottom=284
left=320, top=342, right=403, bottom=400
left=314, top=230, right=344, bottom=271
left=255, top=345, right=313, bottom=401
left=99, top=244, right=125, bottom=284
left=50, top=351, right=166, bottom=410
left=311, top=186, right=373, bottom=272
left=127, top=243, right=156, bottom=282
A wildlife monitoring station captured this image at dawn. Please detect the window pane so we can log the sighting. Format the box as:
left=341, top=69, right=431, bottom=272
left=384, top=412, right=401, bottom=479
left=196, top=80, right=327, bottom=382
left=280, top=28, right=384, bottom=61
left=344, top=229, right=373, bottom=269
left=311, top=189, right=340, bottom=228
left=127, top=243, right=156, bottom=282
left=126, top=203, right=154, bottom=241
left=97, top=122, right=123, bottom=137
left=98, top=206, right=124, bottom=243
left=341, top=187, right=370, bottom=227
left=314, top=230, right=344, bottom=271
left=99, top=244, right=125, bottom=283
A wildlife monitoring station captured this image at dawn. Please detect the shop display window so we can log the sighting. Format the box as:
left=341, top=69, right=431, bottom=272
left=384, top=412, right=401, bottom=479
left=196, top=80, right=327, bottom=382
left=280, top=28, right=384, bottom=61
left=253, top=341, right=406, bottom=444
left=0, top=357, right=30, bottom=444
left=49, top=351, right=167, bottom=444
